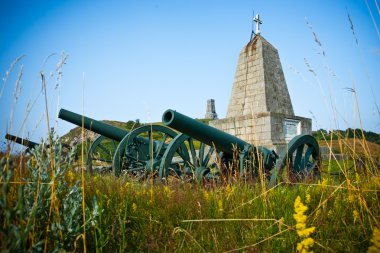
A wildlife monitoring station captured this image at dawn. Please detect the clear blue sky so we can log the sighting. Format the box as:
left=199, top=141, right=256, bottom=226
left=1, top=0, right=379, bottom=147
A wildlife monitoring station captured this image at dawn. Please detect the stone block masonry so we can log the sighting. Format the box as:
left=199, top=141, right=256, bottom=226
left=210, top=34, right=312, bottom=153
left=226, top=35, right=294, bottom=119
left=205, top=99, right=218, bottom=119
left=210, top=113, right=311, bottom=153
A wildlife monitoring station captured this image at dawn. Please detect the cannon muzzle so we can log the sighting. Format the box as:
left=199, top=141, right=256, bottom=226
left=162, top=109, right=250, bottom=156
left=58, top=109, right=128, bottom=141
left=5, top=134, right=39, bottom=149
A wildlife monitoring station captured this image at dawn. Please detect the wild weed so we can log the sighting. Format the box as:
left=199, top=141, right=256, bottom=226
left=0, top=132, right=99, bottom=252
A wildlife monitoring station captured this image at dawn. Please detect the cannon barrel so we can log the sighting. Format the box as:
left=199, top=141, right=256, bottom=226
left=58, top=109, right=128, bottom=141
left=5, top=134, right=39, bottom=149
left=162, top=109, right=250, bottom=156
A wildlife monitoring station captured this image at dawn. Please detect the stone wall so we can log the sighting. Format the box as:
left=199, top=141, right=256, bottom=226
left=210, top=112, right=311, bottom=153
left=262, top=39, right=294, bottom=115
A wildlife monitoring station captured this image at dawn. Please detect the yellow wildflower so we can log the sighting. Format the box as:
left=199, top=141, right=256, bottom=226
left=278, top=217, right=284, bottom=232
left=306, top=193, right=311, bottom=204
left=164, top=186, right=172, bottom=197
left=294, top=196, right=315, bottom=253
left=314, top=209, right=321, bottom=219
left=67, top=170, right=76, bottom=186
left=355, top=172, right=360, bottom=184
left=218, top=199, right=223, bottom=211
left=297, top=237, right=315, bottom=253
left=368, top=227, right=380, bottom=253
left=353, top=210, right=360, bottom=224
left=373, top=177, right=380, bottom=187
left=149, top=188, right=154, bottom=202
left=132, top=203, right=137, bottom=212
left=204, top=190, right=210, bottom=202
left=31, top=156, right=36, bottom=167
left=226, top=184, right=234, bottom=197
left=93, top=175, right=98, bottom=183
left=319, top=178, right=328, bottom=188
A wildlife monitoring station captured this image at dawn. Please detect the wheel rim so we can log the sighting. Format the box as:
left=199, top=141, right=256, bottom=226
left=86, top=135, right=119, bottom=174
left=159, top=133, right=215, bottom=182
left=113, top=125, right=178, bottom=177
left=273, top=134, right=320, bottom=184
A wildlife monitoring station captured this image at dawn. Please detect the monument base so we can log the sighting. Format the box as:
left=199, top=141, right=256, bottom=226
left=209, top=112, right=311, bottom=154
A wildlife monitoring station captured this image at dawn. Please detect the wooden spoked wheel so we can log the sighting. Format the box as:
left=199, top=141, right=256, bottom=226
left=272, top=134, right=320, bottom=184
left=113, top=125, right=178, bottom=178
left=87, top=135, right=119, bottom=174
left=159, top=134, right=217, bottom=182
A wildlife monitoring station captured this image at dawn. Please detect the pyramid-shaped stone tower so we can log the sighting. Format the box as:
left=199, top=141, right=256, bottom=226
left=210, top=17, right=311, bottom=152
left=226, top=35, right=294, bottom=118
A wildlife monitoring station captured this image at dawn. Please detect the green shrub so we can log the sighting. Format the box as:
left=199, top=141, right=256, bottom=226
left=0, top=131, right=99, bottom=252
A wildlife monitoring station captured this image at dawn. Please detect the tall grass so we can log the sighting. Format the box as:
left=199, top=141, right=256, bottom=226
left=1, top=148, right=379, bottom=252
left=80, top=168, right=378, bottom=252
left=1, top=10, right=379, bottom=252
left=0, top=132, right=99, bottom=251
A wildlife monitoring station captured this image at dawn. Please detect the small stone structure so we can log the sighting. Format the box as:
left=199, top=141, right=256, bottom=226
left=205, top=99, right=218, bottom=119
left=210, top=16, right=311, bottom=153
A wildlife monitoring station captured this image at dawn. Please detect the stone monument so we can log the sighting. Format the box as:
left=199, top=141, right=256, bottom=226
left=205, top=99, right=218, bottom=119
left=210, top=14, right=311, bottom=153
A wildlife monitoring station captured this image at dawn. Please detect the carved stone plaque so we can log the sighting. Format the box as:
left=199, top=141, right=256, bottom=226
left=284, top=119, right=300, bottom=141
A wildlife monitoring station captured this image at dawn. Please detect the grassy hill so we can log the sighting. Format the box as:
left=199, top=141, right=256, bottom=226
left=318, top=138, right=380, bottom=158
left=60, top=119, right=142, bottom=145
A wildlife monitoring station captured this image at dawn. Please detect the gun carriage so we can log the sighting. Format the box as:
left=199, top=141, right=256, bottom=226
left=58, top=109, right=182, bottom=177
left=158, top=109, right=320, bottom=184
left=57, top=108, right=320, bottom=184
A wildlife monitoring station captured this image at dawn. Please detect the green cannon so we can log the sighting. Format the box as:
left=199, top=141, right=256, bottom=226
left=159, top=109, right=320, bottom=183
left=5, top=133, right=72, bottom=155
left=5, top=133, right=39, bottom=150
left=58, top=108, right=181, bottom=177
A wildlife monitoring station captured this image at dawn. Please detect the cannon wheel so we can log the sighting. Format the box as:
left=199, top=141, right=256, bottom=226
left=87, top=135, right=119, bottom=174
left=159, top=133, right=217, bottom=182
left=270, top=135, right=320, bottom=185
left=113, top=125, right=178, bottom=178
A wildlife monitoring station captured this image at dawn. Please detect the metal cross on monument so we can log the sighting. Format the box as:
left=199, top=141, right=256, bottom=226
left=254, top=14, right=262, bottom=35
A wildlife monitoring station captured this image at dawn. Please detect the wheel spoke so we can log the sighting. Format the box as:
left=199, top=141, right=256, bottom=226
left=176, top=142, right=188, bottom=159
left=176, top=150, right=189, bottom=162
left=303, top=145, right=314, bottom=168
left=135, top=138, right=148, bottom=159
left=293, top=144, right=304, bottom=172
left=188, top=138, right=197, bottom=167
left=203, top=146, right=214, bottom=166
left=199, top=142, right=204, bottom=166
left=154, top=133, right=167, bottom=159
left=97, top=143, right=110, bottom=155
